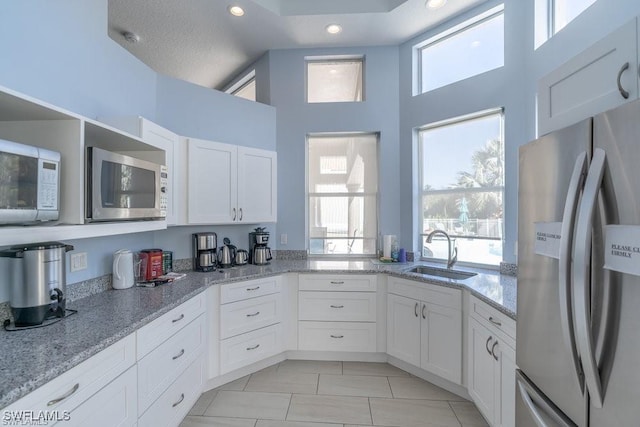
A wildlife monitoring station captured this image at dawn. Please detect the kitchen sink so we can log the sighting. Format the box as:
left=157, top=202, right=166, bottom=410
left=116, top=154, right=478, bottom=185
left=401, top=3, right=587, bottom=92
left=407, top=265, right=477, bottom=280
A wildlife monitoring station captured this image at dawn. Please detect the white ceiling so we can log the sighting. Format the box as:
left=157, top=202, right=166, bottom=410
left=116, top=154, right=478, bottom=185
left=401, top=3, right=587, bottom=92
left=108, top=0, right=488, bottom=90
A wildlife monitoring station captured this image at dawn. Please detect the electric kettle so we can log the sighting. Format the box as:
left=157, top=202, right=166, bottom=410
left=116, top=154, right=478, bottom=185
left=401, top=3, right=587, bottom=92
left=218, top=238, right=237, bottom=268
left=235, top=249, right=249, bottom=265
left=112, top=249, right=135, bottom=289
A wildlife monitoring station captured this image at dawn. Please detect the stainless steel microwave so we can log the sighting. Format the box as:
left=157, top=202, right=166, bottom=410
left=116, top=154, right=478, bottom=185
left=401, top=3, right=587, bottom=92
left=0, top=138, right=60, bottom=225
left=86, top=147, right=167, bottom=222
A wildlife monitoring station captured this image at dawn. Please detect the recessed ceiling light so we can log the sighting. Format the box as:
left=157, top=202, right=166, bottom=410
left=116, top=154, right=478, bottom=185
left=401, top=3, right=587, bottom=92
left=326, top=24, right=342, bottom=35
left=122, top=31, right=140, bottom=44
left=228, top=5, right=245, bottom=16
left=471, top=40, right=481, bottom=48
left=426, top=0, right=447, bottom=9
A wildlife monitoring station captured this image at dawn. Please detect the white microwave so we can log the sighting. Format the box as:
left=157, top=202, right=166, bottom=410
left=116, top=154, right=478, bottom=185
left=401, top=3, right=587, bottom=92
left=0, top=138, right=60, bottom=225
left=86, top=147, right=167, bottom=222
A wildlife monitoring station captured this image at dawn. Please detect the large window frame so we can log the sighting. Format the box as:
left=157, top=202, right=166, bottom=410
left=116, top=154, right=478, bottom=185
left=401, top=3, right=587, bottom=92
left=535, top=0, right=597, bottom=47
left=307, top=132, right=379, bottom=257
left=417, top=108, right=505, bottom=268
left=225, top=69, right=256, bottom=101
left=305, top=55, right=365, bottom=104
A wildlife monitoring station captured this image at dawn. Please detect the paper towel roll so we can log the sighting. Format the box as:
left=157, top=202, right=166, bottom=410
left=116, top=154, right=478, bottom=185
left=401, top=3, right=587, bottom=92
left=383, top=235, right=396, bottom=258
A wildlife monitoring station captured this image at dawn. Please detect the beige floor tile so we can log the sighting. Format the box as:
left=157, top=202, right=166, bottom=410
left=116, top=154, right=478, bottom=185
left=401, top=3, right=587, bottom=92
left=215, top=375, right=251, bottom=391
left=449, top=401, right=489, bottom=427
left=205, top=390, right=291, bottom=420
left=387, top=376, right=465, bottom=401
left=277, top=359, right=342, bottom=374
left=318, top=374, right=392, bottom=398
left=287, top=394, right=372, bottom=425
left=370, top=398, right=460, bottom=427
left=256, top=421, right=342, bottom=427
left=180, top=416, right=257, bottom=427
left=245, top=369, right=319, bottom=394
left=342, top=362, right=410, bottom=377
left=188, top=389, right=219, bottom=416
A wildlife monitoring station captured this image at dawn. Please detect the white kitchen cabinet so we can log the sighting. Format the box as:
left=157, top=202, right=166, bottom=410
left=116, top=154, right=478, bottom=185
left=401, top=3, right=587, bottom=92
left=538, top=18, right=638, bottom=135
left=386, top=278, right=462, bottom=385
left=187, top=138, right=277, bottom=224
left=467, top=297, right=516, bottom=427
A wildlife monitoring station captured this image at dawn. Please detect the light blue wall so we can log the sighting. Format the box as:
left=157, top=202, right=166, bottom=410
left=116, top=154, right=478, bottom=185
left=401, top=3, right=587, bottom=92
left=268, top=46, right=401, bottom=251
left=0, top=0, right=157, bottom=120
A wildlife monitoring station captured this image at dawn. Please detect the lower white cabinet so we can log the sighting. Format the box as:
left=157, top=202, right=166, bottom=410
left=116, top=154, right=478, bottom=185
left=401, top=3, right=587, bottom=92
left=387, top=279, right=462, bottom=385
left=467, top=302, right=516, bottom=427
left=298, top=321, right=376, bottom=352
left=220, top=324, right=283, bottom=373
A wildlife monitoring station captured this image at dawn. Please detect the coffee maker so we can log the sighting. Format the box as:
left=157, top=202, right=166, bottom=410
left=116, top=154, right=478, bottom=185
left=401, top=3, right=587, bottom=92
left=192, top=232, right=217, bottom=272
left=249, top=227, right=272, bottom=265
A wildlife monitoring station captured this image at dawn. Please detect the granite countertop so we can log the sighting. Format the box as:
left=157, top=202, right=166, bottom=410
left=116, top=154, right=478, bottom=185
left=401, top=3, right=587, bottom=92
left=0, top=259, right=516, bottom=409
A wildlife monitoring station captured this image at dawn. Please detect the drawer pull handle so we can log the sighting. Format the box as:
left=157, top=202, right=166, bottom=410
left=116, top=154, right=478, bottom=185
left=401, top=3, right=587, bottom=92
left=172, top=314, right=185, bottom=323
left=489, top=316, right=502, bottom=326
left=172, top=393, right=185, bottom=407
left=492, top=341, right=499, bottom=361
left=172, top=349, right=185, bottom=360
left=246, top=286, right=260, bottom=291
left=246, top=344, right=261, bottom=350
left=47, top=383, right=79, bottom=406
left=330, top=305, right=344, bottom=309
left=330, top=281, right=344, bottom=285
left=330, top=334, right=344, bottom=339
left=486, top=336, right=493, bottom=356
left=246, top=311, right=261, bottom=317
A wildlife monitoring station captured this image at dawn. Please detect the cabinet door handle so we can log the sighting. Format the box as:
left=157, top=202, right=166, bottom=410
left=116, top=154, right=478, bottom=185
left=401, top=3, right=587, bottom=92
left=422, top=304, right=426, bottom=319
left=47, top=383, right=79, bottom=406
left=246, top=344, right=260, bottom=350
left=246, top=311, right=260, bottom=317
left=172, top=314, right=185, bottom=323
left=489, top=316, right=502, bottom=326
left=246, top=286, right=260, bottom=291
left=491, top=341, right=499, bottom=361
left=330, top=281, right=344, bottom=285
left=232, top=208, right=237, bottom=221
left=414, top=302, right=419, bottom=317
left=330, top=305, right=344, bottom=309
left=485, top=336, right=493, bottom=356
left=172, top=393, right=185, bottom=407
left=239, top=208, right=243, bottom=221
left=330, top=334, right=344, bottom=339
left=172, top=349, right=185, bottom=360
left=617, top=62, right=630, bottom=99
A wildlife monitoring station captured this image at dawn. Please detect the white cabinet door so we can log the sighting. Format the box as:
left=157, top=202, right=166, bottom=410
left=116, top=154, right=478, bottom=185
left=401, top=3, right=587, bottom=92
left=496, top=341, right=516, bottom=427
left=386, top=293, right=421, bottom=366
left=187, top=138, right=237, bottom=224
left=237, top=146, right=277, bottom=223
left=468, top=317, right=496, bottom=425
left=538, top=18, right=638, bottom=135
left=420, top=303, right=462, bottom=385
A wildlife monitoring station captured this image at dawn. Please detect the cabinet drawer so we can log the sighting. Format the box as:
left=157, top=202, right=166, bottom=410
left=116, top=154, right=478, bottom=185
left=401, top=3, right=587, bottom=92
left=138, top=355, right=204, bottom=427
left=63, top=366, right=137, bottom=427
left=299, top=274, right=376, bottom=292
left=4, top=334, right=136, bottom=414
left=298, top=291, right=376, bottom=322
left=138, top=315, right=205, bottom=413
left=220, top=276, right=281, bottom=304
left=137, top=292, right=205, bottom=359
left=220, top=293, right=281, bottom=339
left=220, top=324, right=282, bottom=374
left=470, top=296, right=516, bottom=342
left=298, top=321, right=377, bottom=352
left=388, top=277, right=461, bottom=310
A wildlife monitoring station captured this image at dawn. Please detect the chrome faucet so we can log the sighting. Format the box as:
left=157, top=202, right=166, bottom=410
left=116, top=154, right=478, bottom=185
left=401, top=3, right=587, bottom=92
left=426, top=229, right=458, bottom=269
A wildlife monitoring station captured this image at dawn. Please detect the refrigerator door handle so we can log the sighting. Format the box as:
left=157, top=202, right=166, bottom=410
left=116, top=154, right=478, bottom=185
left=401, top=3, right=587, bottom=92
left=573, top=148, right=607, bottom=408
left=516, top=370, right=577, bottom=427
left=559, top=151, right=588, bottom=390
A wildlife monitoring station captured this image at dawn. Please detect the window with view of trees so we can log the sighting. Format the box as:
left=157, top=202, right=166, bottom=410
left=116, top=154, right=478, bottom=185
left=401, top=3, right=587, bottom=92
left=418, top=109, right=504, bottom=266
left=308, top=133, right=378, bottom=255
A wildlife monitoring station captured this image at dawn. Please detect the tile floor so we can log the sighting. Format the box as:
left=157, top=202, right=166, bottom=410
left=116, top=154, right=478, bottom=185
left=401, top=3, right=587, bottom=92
left=181, top=361, right=488, bottom=427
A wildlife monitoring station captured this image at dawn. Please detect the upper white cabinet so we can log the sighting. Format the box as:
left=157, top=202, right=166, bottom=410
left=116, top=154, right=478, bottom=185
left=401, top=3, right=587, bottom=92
left=538, top=18, right=639, bottom=135
left=187, top=138, right=277, bottom=225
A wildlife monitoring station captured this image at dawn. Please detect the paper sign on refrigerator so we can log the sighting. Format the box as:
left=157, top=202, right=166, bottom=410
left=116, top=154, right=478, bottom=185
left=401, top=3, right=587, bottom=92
left=534, top=222, right=562, bottom=259
left=604, top=225, right=640, bottom=277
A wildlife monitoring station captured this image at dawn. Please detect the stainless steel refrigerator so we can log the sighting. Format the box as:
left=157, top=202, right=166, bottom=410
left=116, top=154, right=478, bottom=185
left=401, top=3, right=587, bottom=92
left=517, top=99, right=640, bottom=426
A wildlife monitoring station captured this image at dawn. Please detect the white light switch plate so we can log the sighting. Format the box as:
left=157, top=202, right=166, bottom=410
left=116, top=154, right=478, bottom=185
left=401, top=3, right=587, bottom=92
left=70, top=252, right=88, bottom=272
left=280, top=234, right=287, bottom=245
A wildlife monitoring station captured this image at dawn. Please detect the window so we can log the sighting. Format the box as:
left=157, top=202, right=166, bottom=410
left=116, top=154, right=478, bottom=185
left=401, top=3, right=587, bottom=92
left=225, top=70, right=256, bottom=101
left=416, top=5, right=504, bottom=94
left=306, top=56, right=364, bottom=103
left=418, top=109, right=504, bottom=266
left=535, top=0, right=597, bottom=47
left=308, top=133, right=378, bottom=255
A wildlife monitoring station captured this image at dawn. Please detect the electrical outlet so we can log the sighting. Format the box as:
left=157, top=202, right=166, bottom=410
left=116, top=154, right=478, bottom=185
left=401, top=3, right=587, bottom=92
left=280, top=233, right=288, bottom=245
left=70, top=252, right=87, bottom=272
